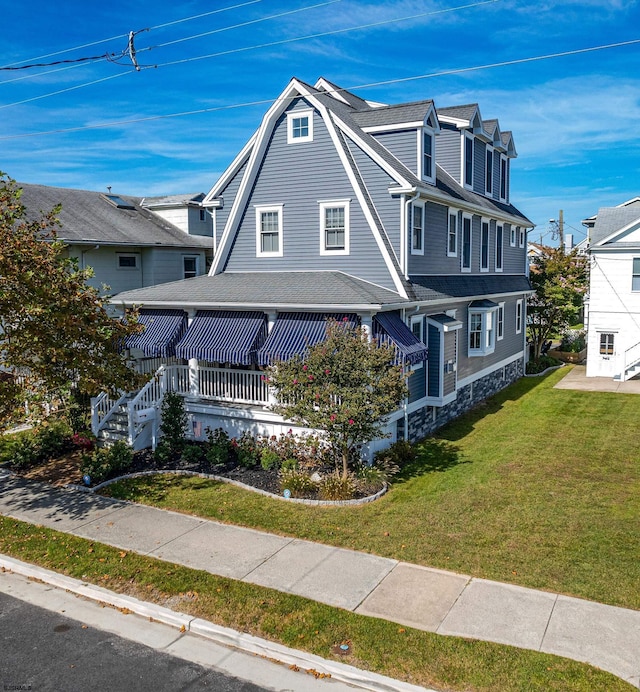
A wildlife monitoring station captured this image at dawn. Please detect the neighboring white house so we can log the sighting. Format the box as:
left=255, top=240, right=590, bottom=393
left=19, top=184, right=214, bottom=296
left=582, top=198, right=640, bottom=379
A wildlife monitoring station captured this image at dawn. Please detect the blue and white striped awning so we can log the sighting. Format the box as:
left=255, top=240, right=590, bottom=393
left=257, top=312, right=359, bottom=366
left=373, top=312, right=428, bottom=366
left=175, top=310, right=268, bottom=365
left=125, top=309, right=187, bottom=358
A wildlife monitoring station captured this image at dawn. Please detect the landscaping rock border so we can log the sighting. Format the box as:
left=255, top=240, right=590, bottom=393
left=68, top=469, right=388, bottom=506
left=525, top=363, right=565, bottom=378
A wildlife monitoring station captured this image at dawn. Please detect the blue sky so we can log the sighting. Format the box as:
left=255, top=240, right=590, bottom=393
left=2, top=0, right=639, bottom=245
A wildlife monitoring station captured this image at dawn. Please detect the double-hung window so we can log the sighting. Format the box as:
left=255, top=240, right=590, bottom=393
left=468, top=302, right=498, bottom=356
left=422, top=131, right=434, bottom=182
left=287, top=109, right=313, bottom=143
left=485, top=148, right=493, bottom=195
left=516, top=299, right=523, bottom=334
left=410, top=316, right=424, bottom=369
left=496, top=224, right=503, bottom=272
left=319, top=200, right=349, bottom=255
left=519, top=226, right=526, bottom=248
left=411, top=203, right=424, bottom=255
left=499, top=155, right=508, bottom=201
left=632, top=258, right=640, bottom=291
left=497, top=302, right=505, bottom=340
left=256, top=205, right=283, bottom=257
left=510, top=224, right=516, bottom=247
left=183, top=256, right=198, bottom=279
left=447, top=212, right=458, bottom=257
left=480, top=220, right=490, bottom=271
left=464, top=134, right=474, bottom=188
left=461, top=215, right=472, bottom=271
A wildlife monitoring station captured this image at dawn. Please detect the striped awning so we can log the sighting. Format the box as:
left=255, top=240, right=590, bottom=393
left=257, top=312, right=358, bottom=366
left=373, top=312, right=428, bottom=366
left=175, top=310, right=267, bottom=365
left=125, top=309, right=187, bottom=358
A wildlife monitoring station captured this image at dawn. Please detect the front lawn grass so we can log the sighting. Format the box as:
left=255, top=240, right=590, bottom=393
left=0, top=516, right=632, bottom=692
left=104, top=368, right=640, bottom=610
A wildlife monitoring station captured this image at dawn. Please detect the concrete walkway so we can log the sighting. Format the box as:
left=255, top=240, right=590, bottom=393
left=554, top=364, right=640, bottom=393
left=0, top=471, right=638, bottom=688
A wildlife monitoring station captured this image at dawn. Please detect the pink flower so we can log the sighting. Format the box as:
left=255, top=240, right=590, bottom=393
left=342, top=316, right=348, bottom=322
left=324, top=369, right=330, bottom=375
left=330, top=414, right=336, bottom=421
left=308, top=375, right=314, bottom=381
left=302, top=364, right=308, bottom=371
left=293, top=379, right=298, bottom=384
left=288, top=429, right=293, bottom=435
left=348, top=419, right=354, bottom=425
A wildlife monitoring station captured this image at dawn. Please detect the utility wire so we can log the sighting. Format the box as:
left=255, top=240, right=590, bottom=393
left=0, top=0, right=262, bottom=70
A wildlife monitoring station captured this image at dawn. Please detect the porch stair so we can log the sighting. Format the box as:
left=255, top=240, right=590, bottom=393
left=614, top=340, right=640, bottom=382
left=95, top=394, right=136, bottom=448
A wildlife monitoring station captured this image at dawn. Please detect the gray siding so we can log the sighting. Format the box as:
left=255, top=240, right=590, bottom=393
left=408, top=363, right=427, bottom=402
left=436, top=126, right=461, bottom=182
left=224, top=102, right=397, bottom=291
left=408, top=201, right=460, bottom=275
left=443, top=330, right=457, bottom=396
left=492, top=153, right=501, bottom=201
left=372, top=130, right=418, bottom=174
left=502, top=223, right=526, bottom=274
left=345, top=137, right=402, bottom=255
left=144, top=247, right=208, bottom=286
left=216, top=158, right=248, bottom=247
left=457, top=295, right=526, bottom=381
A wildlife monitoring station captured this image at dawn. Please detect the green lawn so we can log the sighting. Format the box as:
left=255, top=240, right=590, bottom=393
left=104, top=367, right=640, bottom=610
left=0, top=516, right=631, bottom=692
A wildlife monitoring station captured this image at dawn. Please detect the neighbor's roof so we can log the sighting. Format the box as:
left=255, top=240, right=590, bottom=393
left=141, top=193, right=205, bottom=207
left=591, top=206, right=640, bottom=246
left=18, top=183, right=213, bottom=249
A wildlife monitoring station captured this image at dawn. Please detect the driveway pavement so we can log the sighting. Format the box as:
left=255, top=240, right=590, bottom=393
left=0, top=471, right=638, bottom=688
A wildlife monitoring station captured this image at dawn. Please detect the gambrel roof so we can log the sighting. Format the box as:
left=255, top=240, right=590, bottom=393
left=18, top=183, right=212, bottom=249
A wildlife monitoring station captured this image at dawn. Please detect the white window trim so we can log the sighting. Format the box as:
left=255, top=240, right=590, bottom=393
left=463, top=132, right=474, bottom=190
left=632, top=257, right=640, bottom=291
left=410, top=201, right=425, bottom=256
left=468, top=305, right=498, bottom=357
left=410, top=315, right=424, bottom=370
left=480, top=218, right=490, bottom=272
left=447, top=211, right=458, bottom=257
left=518, top=226, right=526, bottom=248
left=287, top=109, right=313, bottom=144
left=182, top=255, right=199, bottom=279
left=510, top=224, right=516, bottom=247
left=499, top=154, right=509, bottom=202
left=117, top=253, right=139, bottom=270
left=485, top=146, right=493, bottom=195
left=495, top=224, right=504, bottom=272
left=461, top=213, right=472, bottom=273
left=497, top=302, right=505, bottom=341
left=419, top=127, right=436, bottom=184
left=319, top=199, right=350, bottom=256
left=255, top=204, right=284, bottom=258
left=516, top=299, right=523, bottom=334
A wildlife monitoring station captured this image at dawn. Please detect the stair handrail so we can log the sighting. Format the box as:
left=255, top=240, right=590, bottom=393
left=623, top=340, right=640, bottom=380
left=91, top=391, right=128, bottom=436
left=127, top=365, right=166, bottom=445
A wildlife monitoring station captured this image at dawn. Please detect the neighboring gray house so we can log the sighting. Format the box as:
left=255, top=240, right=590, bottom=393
left=582, top=198, right=640, bottom=379
left=19, top=184, right=214, bottom=296
left=95, top=77, right=533, bottom=452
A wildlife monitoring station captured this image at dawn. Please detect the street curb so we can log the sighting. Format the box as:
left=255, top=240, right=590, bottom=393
left=0, top=553, right=432, bottom=692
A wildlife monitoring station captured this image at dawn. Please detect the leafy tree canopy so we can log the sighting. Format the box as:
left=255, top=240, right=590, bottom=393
left=0, top=173, right=144, bottom=426
left=528, top=246, right=588, bottom=360
left=267, top=319, right=408, bottom=478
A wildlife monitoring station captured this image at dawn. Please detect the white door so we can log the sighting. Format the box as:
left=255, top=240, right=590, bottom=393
left=596, top=332, right=617, bottom=377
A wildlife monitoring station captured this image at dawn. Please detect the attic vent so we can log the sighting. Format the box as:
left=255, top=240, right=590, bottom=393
left=102, top=193, right=136, bottom=210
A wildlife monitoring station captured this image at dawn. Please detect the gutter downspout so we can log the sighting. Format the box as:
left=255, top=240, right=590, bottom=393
left=403, top=192, right=420, bottom=279
left=402, top=307, right=409, bottom=442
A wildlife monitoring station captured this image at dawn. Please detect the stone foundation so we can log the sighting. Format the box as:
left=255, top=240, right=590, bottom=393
left=407, top=359, right=524, bottom=441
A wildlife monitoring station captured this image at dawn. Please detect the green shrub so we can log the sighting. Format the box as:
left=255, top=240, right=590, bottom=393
left=10, top=435, right=39, bottom=470
left=279, top=468, right=318, bottom=498
left=355, top=463, right=391, bottom=495
left=559, top=330, right=586, bottom=353
left=159, top=392, right=188, bottom=455
left=260, top=448, right=280, bottom=471
left=235, top=430, right=260, bottom=467
left=318, top=471, right=356, bottom=501
left=36, top=419, right=72, bottom=459
left=205, top=427, right=231, bottom=468
left=181, top=443, right=205, bottom=465
left=81, top=441, right=133, bottom=485
left=281, top=457, right=298, bottom=471
left=526, top=355, right=562, bottom=374
left=373, top=439, right=416, bottom=470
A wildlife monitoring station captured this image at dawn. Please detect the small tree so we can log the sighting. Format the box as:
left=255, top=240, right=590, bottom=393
left=528, top=246, right=588, bottom=360
left=0, top=173, right=144, bottom=426
left=267, top=319, right=408, bottom=478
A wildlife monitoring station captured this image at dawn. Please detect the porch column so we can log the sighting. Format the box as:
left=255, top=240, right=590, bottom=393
left=267, top=311, right=278, bottom=405
left=360, top=313, right=373, bottom=341
left=189, top=358, right=199, bottom=398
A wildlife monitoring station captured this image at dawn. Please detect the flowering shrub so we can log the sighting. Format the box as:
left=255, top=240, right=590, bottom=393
left=235, top=430, right=260, bottom=467
left=205, top=427, right=232, bottom=468
left=72, top=433, right=95, bottom=451
left=279, top=468, right=318, bottom=498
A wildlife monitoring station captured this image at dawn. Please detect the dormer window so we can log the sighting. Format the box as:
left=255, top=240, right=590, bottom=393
left=464, top=134, right=474, bottom=188
left=499, top=154, right=509, bottom=202
left=287, top=109, right=313, bottom=144
left=485, top=148, right=493, bottom=195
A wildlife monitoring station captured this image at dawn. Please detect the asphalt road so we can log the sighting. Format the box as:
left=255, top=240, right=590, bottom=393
left=0, top=591, right=266, bottom=692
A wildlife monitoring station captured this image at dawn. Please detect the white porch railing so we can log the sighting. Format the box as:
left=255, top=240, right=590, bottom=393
left=127, top=366, right=167, bottom=446
left=91, top=391, right=128, bottom=435
left=197, top=366, right=270, bottom=405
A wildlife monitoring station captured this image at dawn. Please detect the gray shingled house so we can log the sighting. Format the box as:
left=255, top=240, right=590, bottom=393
left=19, top=184, right=214, bottom=296
left=95, top=77, right=533, bottom=453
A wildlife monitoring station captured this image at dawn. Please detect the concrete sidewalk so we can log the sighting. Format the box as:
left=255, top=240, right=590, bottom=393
left=1, top=471, right=638, bottom=688
left=555, top=364, right=640, bottom=394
